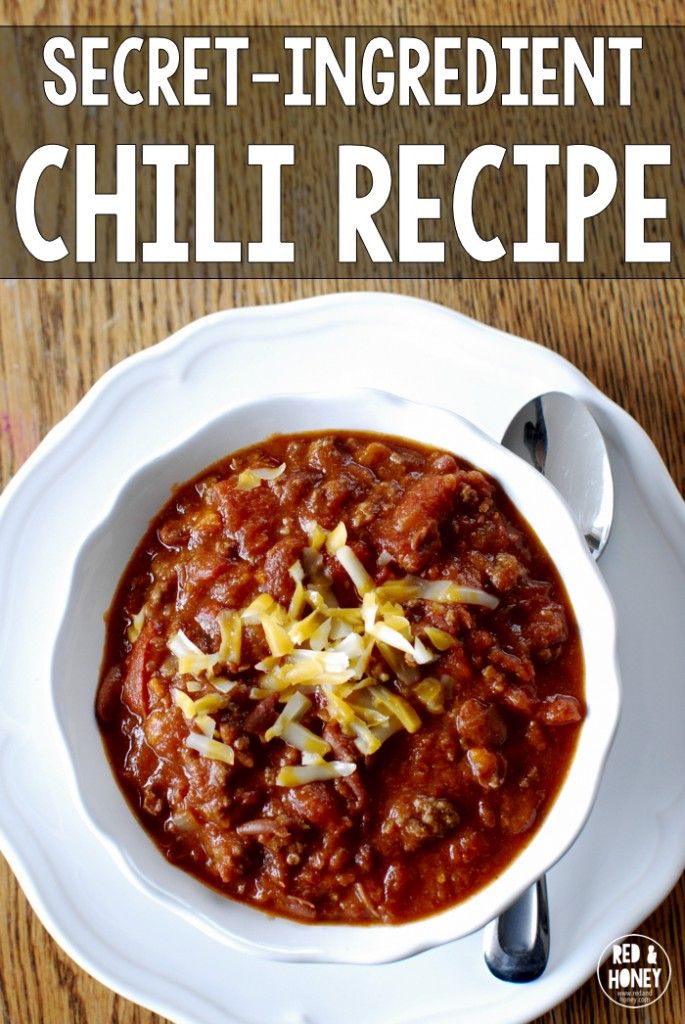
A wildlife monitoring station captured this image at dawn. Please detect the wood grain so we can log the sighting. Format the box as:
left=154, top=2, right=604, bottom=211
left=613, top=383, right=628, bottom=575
left=0, top=3, right=683, bottom=1024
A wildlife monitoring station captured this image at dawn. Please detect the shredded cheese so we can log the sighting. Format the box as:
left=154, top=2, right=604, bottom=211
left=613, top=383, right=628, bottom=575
left=171, top=687, right=196, bottom=718
left=335, top=545, right=374, bottom=595
left=288, top=609, right=323, bottom=645
left=237, top=469, right=261, bottom=491
left=329, top=618, right=353, bottom=640
left=252, top=463, right=286, bottom=481
left=325, top=521, right=347, bottom=554
left=212, top=678, right=237, bottom=694
left=237, top=463, right=285, bottom=491
left=414, top=676, right=446, bottom=713
left=266, top=660, right=322, bottom=687
left=127, top=606, right=146, bottom=643
left=276, top=761, right=356, bottom=786
left=287, top=560, right=307, bottom=619
left=290, top=648, right=349, bottom=671
left=375, top=640, right=420, bottom=685
left=418, top=580, right=499, bottom=608
left=195, top=713, right=216, bottom=737
left=218, top=610, right=242, bottom=665
left=169, top=610, right=243, bottom=679
left=412, top=636, right=438, bottom=665
left=261, top=614, right=294, bottom=657
left=250, top=686, right=273, bottom=700
left=301, top=750, right=327, bottom=766
left=375, top=575, right=499, bottom=609
left=361, top=591, right=378, bottom=632
left=255, top=654, right=280, bottom=672
left=265, top=691, right=310, bottom=742
left=306, top=521, right=327, bottom=552
left=308, top=617, right=332, bottom=651
left=323, top=688, right=382, bottom=755
left=279, top=721, right=331, bottom=756
left=369, top=685, right=421, bottom=733
left=161, top=515, right=499, bottom=785
left=241, top=593, right=275, bottom=623
left=168, top=630, right=219, bottom=677
left=193, top=693, right=230, bottom=716
left=423, top=626, right=456, bottom=651
left=370, top=621, right=416, bottom=658
left=185, top=733, right=235, bottom=765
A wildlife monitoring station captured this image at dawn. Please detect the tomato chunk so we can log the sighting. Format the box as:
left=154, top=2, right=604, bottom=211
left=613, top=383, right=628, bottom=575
left=121, top=622, right=159, bottom=717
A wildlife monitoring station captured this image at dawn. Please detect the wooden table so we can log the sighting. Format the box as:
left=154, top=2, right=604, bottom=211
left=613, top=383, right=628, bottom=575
left=0, top=3, right=683, bottom=1023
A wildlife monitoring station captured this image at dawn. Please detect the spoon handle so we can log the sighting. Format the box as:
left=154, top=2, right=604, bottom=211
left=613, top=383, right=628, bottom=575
left=483, top=876, right=550, bottom=982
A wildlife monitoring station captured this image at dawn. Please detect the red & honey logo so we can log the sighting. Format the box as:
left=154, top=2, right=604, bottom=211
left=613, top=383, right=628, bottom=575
left=597, top=933, right=671, bottom=1009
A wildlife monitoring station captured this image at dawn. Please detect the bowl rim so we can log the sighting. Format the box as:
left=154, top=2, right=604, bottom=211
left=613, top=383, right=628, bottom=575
left=50, top=385, right=621, bottom=964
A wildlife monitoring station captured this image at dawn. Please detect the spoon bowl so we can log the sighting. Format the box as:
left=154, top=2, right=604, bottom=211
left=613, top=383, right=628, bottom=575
left=501, top=392, right=614, bottom=560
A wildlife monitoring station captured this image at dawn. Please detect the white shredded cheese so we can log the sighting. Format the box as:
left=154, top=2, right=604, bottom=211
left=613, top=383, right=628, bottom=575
left=241, top=593, right=275, bottom=623
left=289, top=649, right=349, bottom=672
left=171, top=687, right=196, bottom=718
left=370, top=622, right=416, bottom=657
left=279, top=720, right=331, bottom=756
left=331, top=632, right=364, bottom=660
left=261, top=614, right=294, bottom=657
left=414, top=676, right=446, bottom=714
left=185, top=732, right=235, bottom=765
left=413, top=578, right=499, bottom=609
left=276, top=761, right=356, bottom=786
left=361, top=591, right=378, bottom=632
left=325, top=521, right=347, bottom=554
left=329, top=617, right=353, bottom=640
left=251, top=463, right=286, bottom=481
left=194, top=713, right=216, bottom=737
left=375, top=575, right=499, bottom=609
left=193, top=692, right=230, bottom=716
left=301, top=750, right=327, bottom=766
left=212, top=678, right=237, bottom=694
left=412, top=636, right=438, bottom=665
left=335, top=544, right=374, bottom=595
left=168, top=630, right=219, bottom=677
left=288, top=609, right=323, bottom=645
left=287, top=560, right=307, bottom=619
left=127, top=606, right=146, bottom=643
left=306, top=521, right=327, bottom=552
left=217, top=610, right=242, bottom=665
left=423, top=626, right=456, bottom=651
left=236, top=469, right=261, bottom=490
left=265, top=691, right=310, bottom=742
left=369, top=684, right=421, bottom=733
left=308, top=617, right=332, bottom=651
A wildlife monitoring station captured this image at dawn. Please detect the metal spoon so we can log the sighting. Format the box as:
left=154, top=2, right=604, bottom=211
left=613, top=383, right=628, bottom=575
left=483, top=392, right=614, bottom=983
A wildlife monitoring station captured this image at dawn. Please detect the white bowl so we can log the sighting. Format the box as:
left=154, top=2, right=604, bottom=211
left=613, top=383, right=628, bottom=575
left=51, top=388, right=620, bottom=964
